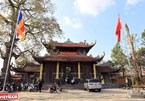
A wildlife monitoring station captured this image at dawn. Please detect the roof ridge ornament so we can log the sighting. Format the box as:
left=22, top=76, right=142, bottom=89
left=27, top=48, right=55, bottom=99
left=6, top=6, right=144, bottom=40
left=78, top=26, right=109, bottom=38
left=89, top=40, right=96, bottom=46
left=64, top=38, right=73, bottom=43
left=96, top=52, right=105, bottom=62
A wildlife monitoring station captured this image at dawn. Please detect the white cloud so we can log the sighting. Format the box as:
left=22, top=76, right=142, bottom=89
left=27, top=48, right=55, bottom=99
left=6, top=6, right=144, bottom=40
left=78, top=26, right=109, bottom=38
left=63, top=16, right=82, bottom=29
left=126, top=0, right=142, bottom=6
left=74, top=0, right=116, bottom=16
left=63, top=17, right=71, bottom=25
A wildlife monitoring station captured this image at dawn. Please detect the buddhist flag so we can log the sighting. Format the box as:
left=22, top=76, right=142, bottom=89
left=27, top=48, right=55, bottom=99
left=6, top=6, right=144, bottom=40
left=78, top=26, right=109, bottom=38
left=16, top=10, right=25, bottom=41
left=115, top=16, right=122, bottom=43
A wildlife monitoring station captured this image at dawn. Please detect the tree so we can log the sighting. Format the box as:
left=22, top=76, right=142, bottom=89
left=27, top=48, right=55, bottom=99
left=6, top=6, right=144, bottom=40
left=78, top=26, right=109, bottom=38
left=125, top=24, right=142, bottom=85
left=0, top=0, right=63, bottom=78
left=135, top=30, right=145, bottom=69
left=141, top=30, right=145, bottom=46
left=136, top=48, right=145, bottom=67
left=111, top=43, right=128, bottom=68
left=137, top=30, right=145, bottom=67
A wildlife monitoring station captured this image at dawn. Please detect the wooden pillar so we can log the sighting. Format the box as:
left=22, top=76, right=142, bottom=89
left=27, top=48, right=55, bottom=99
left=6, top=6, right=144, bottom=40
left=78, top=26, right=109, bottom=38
left=78, top=62, right=81, bottom=79
left=56, top=62, right=59, bottom=79
left=93, top=64, right=96, bottom=79
left=39, top=63, right=43, bottom=80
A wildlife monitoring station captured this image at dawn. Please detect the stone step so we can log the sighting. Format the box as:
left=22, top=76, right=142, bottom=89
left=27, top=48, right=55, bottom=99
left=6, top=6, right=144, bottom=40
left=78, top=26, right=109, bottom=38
left=62, top=84, right=84, bottom=90
left=102, top=83, right=120, bottom=88
left=42, top=84, right=84, bottom=90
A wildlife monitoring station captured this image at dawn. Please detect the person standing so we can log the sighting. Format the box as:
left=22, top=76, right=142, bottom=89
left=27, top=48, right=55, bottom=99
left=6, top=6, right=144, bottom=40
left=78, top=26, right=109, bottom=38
left=38, top=80, right=43, bottom=92
left=71, top=78, right=75, bottom=85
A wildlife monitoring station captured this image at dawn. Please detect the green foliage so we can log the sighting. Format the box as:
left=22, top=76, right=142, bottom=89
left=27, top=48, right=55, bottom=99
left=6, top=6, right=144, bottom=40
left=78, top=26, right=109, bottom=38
left=111, top=43, right=128, bottom=67
left=136, top=47, right=145, bottom=67
left=141, top=30, right=145, bottom=45
left=138, top=30, right=145, bottom=67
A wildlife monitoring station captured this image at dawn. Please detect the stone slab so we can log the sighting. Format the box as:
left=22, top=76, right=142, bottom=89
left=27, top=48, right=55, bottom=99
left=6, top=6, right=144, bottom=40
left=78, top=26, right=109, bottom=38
left=128, top=89, right=145, bottom=98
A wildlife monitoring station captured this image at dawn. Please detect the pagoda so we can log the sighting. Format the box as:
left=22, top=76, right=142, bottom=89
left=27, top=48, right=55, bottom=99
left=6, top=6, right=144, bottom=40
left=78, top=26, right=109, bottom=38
left=33, top=39, right=105, bottom=83
left=12, top=39, right=121, bottom=84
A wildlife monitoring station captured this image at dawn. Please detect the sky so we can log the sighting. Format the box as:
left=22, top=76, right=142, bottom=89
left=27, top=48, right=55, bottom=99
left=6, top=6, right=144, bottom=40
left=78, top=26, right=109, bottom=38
left=0, top=0, right=145, bottom=71
left=52, top=0, right=145, bottom=61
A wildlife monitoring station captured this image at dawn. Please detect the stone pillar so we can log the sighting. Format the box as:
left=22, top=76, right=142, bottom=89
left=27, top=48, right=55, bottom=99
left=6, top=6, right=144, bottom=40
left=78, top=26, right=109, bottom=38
left=56, top=62, right=59, bottom=79
left=102, top=75, right=105, bottom=84
left=93, top=64, right=96, bottom=79
left=39, top=63, right=43, bottom=80
left=78, top=62, right=81, bottom=79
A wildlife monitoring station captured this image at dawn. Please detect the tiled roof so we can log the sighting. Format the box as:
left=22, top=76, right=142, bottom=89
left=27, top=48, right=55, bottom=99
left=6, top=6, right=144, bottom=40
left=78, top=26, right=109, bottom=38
left=12, top=63, right=119, bottom=74
left=34, top=55, right=104, bottom=62
left=13, top=65, right=40, bottom=73
left=54, top=42, right=95, bottom=48
left=96, top=65, right=120, bottom=73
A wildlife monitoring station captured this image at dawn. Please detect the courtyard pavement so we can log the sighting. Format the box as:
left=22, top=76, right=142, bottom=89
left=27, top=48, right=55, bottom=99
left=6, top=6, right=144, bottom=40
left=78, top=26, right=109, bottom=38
left=13, top=88, right=145, bottom=101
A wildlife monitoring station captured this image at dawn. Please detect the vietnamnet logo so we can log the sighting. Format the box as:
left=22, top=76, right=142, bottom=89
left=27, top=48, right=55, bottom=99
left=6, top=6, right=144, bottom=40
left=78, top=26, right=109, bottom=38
left=0, top=93, right=18, bottom=100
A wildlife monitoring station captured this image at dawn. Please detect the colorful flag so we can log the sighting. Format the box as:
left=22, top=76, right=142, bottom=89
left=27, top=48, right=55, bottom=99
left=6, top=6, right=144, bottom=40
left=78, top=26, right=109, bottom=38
left=115, top=16, right=122, bottom=43
left=16, top=10, right=25, bottom=41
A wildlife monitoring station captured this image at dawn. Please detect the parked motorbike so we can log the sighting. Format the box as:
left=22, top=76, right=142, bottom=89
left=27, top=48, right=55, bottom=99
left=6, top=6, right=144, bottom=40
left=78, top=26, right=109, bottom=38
left=48, top=84, right=62, bottom=93
left=28, top=84, right=38, bottom=92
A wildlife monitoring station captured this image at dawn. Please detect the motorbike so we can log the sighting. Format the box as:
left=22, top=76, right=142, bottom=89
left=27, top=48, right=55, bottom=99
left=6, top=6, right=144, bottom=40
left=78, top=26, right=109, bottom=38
left=48, top=84, right=62, bottom=93
left=28, top=84, right=38, bottom=92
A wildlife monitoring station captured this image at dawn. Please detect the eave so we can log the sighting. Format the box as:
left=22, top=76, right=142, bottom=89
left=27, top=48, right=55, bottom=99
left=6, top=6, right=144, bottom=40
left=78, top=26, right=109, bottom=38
left=96, top=65, right=121, bottom=73
left=12, top=65, right=40, bottom=73
left=33, top=54, right=103, bottom=63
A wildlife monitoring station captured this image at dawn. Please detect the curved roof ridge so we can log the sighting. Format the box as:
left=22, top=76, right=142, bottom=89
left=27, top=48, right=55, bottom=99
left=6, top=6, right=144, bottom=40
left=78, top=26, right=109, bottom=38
left=95, top=52, right=105, bottom=62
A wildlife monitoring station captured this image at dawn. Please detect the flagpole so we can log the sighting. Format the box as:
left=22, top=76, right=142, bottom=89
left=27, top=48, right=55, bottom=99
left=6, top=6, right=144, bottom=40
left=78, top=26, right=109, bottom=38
left=1, top=9, right=21, bottom=92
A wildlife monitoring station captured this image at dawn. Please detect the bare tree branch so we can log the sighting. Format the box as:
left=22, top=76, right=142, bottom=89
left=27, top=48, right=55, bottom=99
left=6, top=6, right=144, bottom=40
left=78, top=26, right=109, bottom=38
left=0, top=14, right=10, bottom=24
left=0, top=48, right=5, bottom=59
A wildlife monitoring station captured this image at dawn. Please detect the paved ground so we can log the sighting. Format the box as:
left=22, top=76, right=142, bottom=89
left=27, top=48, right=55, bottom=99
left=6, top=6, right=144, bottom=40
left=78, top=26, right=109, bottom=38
left=15, top=88, right=144, bottom=101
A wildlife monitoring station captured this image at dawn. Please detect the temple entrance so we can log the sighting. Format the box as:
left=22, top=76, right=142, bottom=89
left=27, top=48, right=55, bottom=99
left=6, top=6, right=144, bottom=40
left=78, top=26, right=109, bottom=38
left=65, top=67, right=71, bottom=84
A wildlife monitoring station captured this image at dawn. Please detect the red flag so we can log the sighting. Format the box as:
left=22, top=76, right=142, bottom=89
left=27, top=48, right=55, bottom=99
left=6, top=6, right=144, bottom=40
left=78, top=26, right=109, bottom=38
left=115, top=16, right=122, bottom=43
left=16, top=10, right=25, bottom=41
